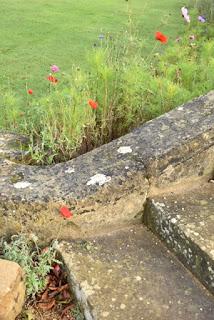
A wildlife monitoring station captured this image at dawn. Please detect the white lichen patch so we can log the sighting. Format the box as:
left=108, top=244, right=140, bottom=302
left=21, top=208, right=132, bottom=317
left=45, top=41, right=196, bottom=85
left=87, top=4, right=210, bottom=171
left=102, top=312, right=110, bottom=317
left=210, top=250, right=214, bottom=259
left=117, top=146, right=132, bottom=154
left=177, top=106, right=184, bottom=111
left=13, top=181, right=31, bottom=189
left=170, top=218, right=177, bottom=224
left=80, top=280, right=95, bottom=297
left=94, top=284, right=101, bottom=290
left=156, top=202, right=166, bottom=208
left=87, top=174, right=111, bottom=186
left=65, top=167, right=75, bottom=173
left=135, top=276, right=142, bottom=281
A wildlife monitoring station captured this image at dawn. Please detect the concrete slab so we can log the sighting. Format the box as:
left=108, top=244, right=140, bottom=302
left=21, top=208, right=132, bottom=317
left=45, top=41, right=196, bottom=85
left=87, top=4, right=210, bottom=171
left=58, top=225, right=214, bottom=320
left=144, top=183, right=214, bottom=294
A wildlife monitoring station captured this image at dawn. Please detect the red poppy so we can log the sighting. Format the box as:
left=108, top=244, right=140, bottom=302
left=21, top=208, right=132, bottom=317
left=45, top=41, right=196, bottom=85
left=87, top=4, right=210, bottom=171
left=47, top=75, right=58, bottom=83
left=28, top=89, right=33, bottom=95
left=88, top=99, right=98, bottom=110
left=60, top=206, right=73, bottom=219
left=155, top=32, right=168, bottom=44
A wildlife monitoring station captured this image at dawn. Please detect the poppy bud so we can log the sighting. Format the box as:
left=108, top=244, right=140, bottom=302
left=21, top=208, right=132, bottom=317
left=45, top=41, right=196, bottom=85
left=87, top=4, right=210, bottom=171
left=28, top=89, right=33, bottom=95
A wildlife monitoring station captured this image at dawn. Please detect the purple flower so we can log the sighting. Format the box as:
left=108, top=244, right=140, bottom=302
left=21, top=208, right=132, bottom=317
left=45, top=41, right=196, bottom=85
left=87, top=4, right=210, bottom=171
left=50, top=65, right=60, bottom=73
left=198, top=15, right=206, bottom=23
left=98, top=34, right=105, bottom=40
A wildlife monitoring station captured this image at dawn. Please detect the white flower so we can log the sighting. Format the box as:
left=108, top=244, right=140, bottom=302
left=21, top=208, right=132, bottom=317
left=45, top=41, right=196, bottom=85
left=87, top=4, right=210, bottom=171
left=181, top=6, right=190, bottom=23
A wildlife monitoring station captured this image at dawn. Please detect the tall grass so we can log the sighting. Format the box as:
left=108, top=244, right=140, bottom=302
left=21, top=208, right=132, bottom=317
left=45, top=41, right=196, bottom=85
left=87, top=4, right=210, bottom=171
left=190, top=0, right=214, bottom=21
left=0, top=21, right=214, bottom=164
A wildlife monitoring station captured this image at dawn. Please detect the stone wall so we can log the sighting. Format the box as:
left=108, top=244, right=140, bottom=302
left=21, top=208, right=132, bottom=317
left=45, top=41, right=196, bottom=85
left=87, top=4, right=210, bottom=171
left=0, top=91, right=213, bottom=242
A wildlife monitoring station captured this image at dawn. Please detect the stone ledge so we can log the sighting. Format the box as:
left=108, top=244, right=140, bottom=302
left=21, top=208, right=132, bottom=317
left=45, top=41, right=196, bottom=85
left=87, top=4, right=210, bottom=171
left=0, top=91, right=214, bottom=239
left=144, top=183, right=214, bottom=294
left=58, top=225, right=214, bottom=320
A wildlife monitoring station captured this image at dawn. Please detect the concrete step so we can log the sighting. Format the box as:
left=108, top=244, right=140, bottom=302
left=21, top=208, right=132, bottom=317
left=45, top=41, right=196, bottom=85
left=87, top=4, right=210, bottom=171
left=144, top=182, right=214, bottom=294
left=58, top=225, right=214, bottom=320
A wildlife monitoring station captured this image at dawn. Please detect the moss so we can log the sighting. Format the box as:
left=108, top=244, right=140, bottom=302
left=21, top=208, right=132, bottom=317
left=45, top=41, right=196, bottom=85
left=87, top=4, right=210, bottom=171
left=10, top=173, right=24, bottom=184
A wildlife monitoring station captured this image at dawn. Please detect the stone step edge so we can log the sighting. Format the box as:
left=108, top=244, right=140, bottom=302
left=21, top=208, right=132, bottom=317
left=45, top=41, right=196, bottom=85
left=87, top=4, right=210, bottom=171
left=143, top=198, right=214, bottom=295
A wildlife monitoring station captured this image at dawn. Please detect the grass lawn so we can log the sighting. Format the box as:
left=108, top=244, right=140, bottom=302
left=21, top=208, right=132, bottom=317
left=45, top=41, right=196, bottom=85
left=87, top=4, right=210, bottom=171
left=0, top=0, right=185, bottom=94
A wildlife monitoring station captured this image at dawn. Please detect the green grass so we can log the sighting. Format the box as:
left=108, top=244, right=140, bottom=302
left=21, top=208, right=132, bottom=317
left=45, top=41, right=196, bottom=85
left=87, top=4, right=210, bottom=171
left=190, top=0, right=214, bottom=21
left=1, top=0, right=213, bottom=164
left=0, top=0, right=185, bottom=94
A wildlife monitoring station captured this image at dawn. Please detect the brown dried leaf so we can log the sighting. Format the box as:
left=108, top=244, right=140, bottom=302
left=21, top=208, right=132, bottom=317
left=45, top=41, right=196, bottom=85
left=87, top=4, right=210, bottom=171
left=61, top=303, right=75, bottom=317
left=49, top=283, right=69, bottom=293
left=38, top=298, right=56, bottom=311
left=40, top=289, right=49, bottom=301
left=62, top=289, right=71, bottom=300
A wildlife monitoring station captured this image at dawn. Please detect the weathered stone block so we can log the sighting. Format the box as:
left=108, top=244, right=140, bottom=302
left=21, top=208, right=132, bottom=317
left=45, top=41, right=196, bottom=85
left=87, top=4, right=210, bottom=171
left=144, top=182, right=214, bottom=294
left=0, top=259, right=25, bottom=320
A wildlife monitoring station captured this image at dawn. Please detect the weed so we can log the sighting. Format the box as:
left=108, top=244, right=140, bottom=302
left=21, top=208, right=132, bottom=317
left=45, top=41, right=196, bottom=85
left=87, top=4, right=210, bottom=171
left=0, top=234, right=60, bottom=297
left=71, top=304, right=85, bottom=320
